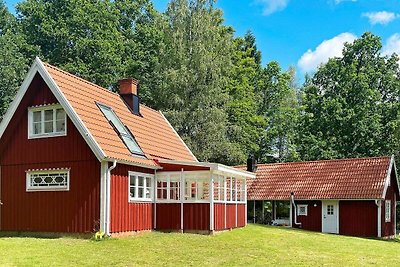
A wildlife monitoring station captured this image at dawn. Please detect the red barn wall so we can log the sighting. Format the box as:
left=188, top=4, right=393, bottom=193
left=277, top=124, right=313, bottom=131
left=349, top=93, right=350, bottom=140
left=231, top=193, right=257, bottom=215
left=0, top=74, right=100, bottom=233
left=381, top=170, right=398, bottom=237
left=214, top=203, right=225, bottom=230
left=293, top=201, right=322, bottom=232
left=226, top=204, right=237, bottom=229
left=183, top=203, right=210, bottom=230
left=155, top=203, right=181, bottom=230
left=110, top=164, right=154, bottom=233
left=339, top=201, right=377, bottom=237
left=237, top=204, right=246, bottom=227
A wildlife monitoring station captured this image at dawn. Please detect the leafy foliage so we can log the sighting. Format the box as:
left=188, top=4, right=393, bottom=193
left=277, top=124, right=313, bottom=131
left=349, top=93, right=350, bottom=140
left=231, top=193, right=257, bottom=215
left=1, top=0, right=399, bottom=166
left=0, top=0, right=36, bottom=120
left=298, top=32, right=400, bottom=160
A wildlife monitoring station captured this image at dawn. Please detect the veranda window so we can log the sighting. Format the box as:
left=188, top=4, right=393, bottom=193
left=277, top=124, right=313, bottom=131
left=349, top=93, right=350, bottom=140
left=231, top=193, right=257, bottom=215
left=213, top=176, right=225, bottom=201
left=185, top=178, right=210, bottom=201
left=156, top=174, right=180, bottom=201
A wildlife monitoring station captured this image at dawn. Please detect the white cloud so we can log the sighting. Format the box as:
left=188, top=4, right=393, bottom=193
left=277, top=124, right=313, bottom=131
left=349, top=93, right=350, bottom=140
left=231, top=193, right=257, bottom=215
left=255, top=0, right=289, bottom=16
left=362, top=11, right=399, bottom=25
left=334, top=0, right=357, bottom=4
left=298, top=33, right=357, bottom=73
left=382, top=33, right=400, bottom=56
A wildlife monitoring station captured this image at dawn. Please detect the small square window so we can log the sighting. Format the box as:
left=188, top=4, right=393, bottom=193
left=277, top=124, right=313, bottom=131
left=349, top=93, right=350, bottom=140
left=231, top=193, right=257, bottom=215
left=297, top=205, right=308, bottom=216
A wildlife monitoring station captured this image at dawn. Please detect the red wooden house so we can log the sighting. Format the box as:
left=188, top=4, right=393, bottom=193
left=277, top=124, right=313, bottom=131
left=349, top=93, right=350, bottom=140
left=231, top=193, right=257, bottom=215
left=243, top=156, right=399, bottom=238
left=0, top=58, right=255, bottom=236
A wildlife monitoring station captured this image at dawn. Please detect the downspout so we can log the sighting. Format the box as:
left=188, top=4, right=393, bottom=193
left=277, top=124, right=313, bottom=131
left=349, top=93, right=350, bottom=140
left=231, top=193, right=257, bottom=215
left=106, top=160, right=117, bottom=236
left=375, top=199, right=382, bottom=238
left=291, top=192, right=301, bottom=227
left=154, top=169, right=157, bottom=230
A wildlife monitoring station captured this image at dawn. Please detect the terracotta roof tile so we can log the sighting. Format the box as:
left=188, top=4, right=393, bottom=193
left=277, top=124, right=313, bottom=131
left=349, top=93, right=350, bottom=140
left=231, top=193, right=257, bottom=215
left=43, top=63, right=196, bottom=166
left=238, top=156, right=392, bottom=200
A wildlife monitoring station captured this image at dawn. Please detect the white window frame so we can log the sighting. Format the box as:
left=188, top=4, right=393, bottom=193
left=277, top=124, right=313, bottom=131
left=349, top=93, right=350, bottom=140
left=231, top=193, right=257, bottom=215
left=128, top=171, right=154, bottom=202
left=385, top=200, right=391, bottom=222
left=155, top=173, right=181, bottom=202
left=184, top=178, right=210, bottom=202
left=26, top=169, right=70, bottom=192
left=28, top=104, right=67, bottom=139
left=297, top=205, right=308, bottom=216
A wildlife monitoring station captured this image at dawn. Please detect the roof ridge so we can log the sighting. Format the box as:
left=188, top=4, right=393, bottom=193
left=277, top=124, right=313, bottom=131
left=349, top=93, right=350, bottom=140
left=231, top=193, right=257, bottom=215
left=44, top=62, right=160, bottom=114
left=243, top=155, right=392, bottom=168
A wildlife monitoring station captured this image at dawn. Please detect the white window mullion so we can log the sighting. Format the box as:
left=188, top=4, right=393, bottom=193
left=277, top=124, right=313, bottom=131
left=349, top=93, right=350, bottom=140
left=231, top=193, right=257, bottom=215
left=41, top=110, right=44, bottom=135
left=167, top=174, right=170, bottom=200
left=53, top=108, right=56, bottom=134
left=135, top=176, right=139, bottom=199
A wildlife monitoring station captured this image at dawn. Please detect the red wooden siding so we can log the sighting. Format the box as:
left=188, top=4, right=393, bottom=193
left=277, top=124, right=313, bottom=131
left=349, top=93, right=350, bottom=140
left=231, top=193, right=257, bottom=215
left=0, top=74, right=100, bottom=233
left=156, top=203, right=181, bottom=230
left=293, top=201, right=322, bottom=232
left=157, top=163, right=209, bottom=172
left=339, top=201, right=377, bottom=237
left=183, top=203, right=210, bottom=230
left=226, top=204, right=236, bottom=229
left=237, top=204, right=246, bottom=227
left=381, top=170, right=397, bottom=237
left=110, top=164, right=154, bottom=233
left=214, top=203, right=225, bottom=230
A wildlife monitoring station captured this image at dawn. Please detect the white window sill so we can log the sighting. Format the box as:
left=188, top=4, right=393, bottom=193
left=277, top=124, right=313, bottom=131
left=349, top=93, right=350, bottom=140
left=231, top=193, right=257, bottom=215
left=28, top=132, right=67, bottom=139
left=129, top=198, right=153, bottom=203
left=26, top=187, right=69, bottom=192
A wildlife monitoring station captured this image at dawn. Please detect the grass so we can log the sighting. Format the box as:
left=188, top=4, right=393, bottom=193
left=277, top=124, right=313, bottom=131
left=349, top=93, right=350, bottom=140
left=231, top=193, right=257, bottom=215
left=0, top=224, right=399, bottom=266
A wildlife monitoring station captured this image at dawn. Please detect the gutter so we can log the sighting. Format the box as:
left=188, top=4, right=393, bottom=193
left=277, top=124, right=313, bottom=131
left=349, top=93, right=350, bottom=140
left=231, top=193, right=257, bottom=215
left=106, top=160, right=117, bottom=236
left=291, top=192, right=302, bottom=227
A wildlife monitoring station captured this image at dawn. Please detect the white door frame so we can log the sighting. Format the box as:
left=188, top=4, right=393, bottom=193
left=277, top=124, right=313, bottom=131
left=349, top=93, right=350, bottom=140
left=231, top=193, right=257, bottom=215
left=322, top=200, right=339, bottom=234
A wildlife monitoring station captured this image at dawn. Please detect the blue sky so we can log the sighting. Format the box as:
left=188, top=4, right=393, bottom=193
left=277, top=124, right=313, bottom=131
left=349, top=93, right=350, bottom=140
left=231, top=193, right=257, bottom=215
left=6, top=0, right=400, bottom=78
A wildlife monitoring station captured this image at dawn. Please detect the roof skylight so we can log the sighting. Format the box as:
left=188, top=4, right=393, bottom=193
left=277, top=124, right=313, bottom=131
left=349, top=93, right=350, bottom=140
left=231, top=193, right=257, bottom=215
left=97, top=103, right=144, bottom=157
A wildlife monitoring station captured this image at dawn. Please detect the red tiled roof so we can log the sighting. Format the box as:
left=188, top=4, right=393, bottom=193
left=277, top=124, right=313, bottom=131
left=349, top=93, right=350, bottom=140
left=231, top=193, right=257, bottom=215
left=43, top=63, right=197, bottom=167
left=238, top=156, right=393, bottom=200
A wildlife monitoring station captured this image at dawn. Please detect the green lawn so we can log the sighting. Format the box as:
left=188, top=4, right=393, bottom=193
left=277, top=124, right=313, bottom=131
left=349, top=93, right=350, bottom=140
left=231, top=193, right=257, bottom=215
left=0, top=224, right=399, bottom=266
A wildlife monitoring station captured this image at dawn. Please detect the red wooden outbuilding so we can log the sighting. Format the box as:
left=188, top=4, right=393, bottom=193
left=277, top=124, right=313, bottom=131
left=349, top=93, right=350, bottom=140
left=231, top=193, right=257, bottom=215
left=242, top=157, right=399, bottom=238
left=0, top=58, right=254, bottom=236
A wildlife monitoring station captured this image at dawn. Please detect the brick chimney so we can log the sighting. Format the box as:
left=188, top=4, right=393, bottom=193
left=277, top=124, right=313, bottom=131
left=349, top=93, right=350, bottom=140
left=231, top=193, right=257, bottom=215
left=119, top=78, right=140, bottom=115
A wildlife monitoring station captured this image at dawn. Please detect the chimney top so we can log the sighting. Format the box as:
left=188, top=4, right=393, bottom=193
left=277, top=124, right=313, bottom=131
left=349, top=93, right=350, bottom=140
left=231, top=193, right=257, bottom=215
left=119, top=78, right=138, bottom=95
left=247, top=154, right=257, bottom=172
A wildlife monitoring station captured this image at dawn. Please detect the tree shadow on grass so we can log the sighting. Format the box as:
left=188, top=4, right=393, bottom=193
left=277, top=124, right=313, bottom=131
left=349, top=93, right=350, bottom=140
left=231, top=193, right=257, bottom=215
left=249, top=223, right=400, bottom=243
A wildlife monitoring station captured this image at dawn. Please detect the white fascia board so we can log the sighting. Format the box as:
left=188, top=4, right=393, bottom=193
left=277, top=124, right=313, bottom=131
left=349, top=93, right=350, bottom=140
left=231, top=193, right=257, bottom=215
left=0, top=59, right=40, bottom=139
left=392, top=156, right=400, bottom=197
left=212, top=164, right=256, bottom=179
left=157, top=159, right=256, bottom=179
left=159, top=111, right=198, bottom=162
left=35, top=58, right=106, bottom=161
left=382, top=155, right=395, bottom=199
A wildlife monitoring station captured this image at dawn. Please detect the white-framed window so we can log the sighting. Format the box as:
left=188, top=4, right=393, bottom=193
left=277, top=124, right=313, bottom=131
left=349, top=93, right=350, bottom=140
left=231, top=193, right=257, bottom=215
left=156, top=174, right=180, bottom=201
left=129, top=172, right=153, bottom=201
left=385, top=200, right=391, bottom=222
left=26, top=169, right=69, bottom=191
left=185, top=178, right=209, bottom=201
left=28, top=104, right=66, bottom=138
left=297, top=205, right=308, bottom=216
left=213, top=176, right=225, bottom=201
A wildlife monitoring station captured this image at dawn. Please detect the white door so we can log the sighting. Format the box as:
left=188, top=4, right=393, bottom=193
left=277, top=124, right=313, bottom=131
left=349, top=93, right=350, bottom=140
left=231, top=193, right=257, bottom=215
left=322, top=201, right=338, bottom=233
